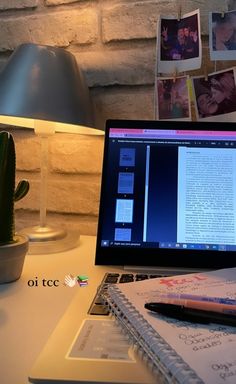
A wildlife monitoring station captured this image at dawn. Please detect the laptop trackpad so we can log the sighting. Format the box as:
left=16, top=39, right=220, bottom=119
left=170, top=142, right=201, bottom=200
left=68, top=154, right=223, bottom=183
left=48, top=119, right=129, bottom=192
left=67, top=318, right=134, bottom=361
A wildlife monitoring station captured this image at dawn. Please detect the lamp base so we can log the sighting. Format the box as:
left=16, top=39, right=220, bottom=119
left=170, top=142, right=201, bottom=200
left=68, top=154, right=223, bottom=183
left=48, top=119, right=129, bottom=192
left=19, top=225, right=80, bottom=255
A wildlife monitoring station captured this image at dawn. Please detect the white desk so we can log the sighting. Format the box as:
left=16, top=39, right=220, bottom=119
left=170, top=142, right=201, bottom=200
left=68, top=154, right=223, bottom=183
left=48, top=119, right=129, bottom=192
left=0, top=235, right=97, bottom=384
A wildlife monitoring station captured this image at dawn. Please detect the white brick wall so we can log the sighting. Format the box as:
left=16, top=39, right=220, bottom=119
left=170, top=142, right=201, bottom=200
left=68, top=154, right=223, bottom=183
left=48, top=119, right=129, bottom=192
left=0, top=0, right=233, bottom=235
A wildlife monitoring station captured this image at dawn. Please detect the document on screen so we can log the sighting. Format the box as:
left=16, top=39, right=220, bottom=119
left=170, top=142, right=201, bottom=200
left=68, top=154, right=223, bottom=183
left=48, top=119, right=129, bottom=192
left=177, top=147, right=236, bottom=245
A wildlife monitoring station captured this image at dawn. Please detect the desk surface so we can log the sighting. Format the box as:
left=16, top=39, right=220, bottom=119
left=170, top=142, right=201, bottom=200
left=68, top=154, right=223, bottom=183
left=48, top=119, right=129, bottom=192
left=0, top=235, right=97, bottom=384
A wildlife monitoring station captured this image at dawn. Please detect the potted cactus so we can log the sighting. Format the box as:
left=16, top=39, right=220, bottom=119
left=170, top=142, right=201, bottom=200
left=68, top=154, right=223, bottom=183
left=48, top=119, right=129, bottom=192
left=0, top=131, right=30, bottom=283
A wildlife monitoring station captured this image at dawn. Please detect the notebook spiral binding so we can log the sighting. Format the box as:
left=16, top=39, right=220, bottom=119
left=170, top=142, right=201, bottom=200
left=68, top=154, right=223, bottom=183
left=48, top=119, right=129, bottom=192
left=102, top=285, right=204, bottom=384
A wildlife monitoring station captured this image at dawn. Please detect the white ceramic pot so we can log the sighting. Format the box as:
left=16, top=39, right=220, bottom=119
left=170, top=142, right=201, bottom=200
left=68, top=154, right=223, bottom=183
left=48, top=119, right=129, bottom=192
left=0, top=234, right=28, bottom=284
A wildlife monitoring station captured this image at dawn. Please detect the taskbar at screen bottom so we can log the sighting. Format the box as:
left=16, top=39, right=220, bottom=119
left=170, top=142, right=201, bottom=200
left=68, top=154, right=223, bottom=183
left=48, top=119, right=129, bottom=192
left=100, top=240, right=236, bottom=252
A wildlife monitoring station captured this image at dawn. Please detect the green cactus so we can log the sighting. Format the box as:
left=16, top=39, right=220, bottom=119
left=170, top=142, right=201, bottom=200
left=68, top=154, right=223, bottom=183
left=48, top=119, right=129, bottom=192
left=0, top=131, right=29, bottom=245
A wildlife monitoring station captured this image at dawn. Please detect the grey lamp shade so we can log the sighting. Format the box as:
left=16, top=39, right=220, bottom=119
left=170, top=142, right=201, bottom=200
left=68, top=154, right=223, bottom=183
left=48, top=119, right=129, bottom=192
left=0, top=43, right=99, bottom=133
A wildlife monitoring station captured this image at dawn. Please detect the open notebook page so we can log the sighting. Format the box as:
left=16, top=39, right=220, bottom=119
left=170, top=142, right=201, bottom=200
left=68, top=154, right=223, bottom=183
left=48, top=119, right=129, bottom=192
left=107, top=268, right=236, bottom=384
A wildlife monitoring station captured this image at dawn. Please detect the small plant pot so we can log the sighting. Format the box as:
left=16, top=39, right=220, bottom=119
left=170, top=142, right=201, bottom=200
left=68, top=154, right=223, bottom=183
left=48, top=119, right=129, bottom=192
left=0, top=234, right=29, bottom=284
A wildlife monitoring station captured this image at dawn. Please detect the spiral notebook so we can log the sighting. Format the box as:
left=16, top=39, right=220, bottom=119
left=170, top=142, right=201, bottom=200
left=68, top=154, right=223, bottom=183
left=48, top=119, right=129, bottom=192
left=103, top=267, right=236, bottom=384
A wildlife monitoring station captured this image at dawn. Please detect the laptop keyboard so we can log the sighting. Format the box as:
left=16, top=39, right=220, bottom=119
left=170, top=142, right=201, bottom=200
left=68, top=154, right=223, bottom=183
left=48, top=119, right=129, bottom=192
left=88, top=272, right=163, bottom=316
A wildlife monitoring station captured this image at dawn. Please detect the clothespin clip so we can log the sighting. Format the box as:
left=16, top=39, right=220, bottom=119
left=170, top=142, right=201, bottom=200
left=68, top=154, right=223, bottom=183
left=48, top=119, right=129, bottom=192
left=173, top=68, right=178, bottom=83
left=221, top=2, right=228, bottom=18
left=204, top=66, right=208, bottom=82
left=177, top=4, right=182, bottom=21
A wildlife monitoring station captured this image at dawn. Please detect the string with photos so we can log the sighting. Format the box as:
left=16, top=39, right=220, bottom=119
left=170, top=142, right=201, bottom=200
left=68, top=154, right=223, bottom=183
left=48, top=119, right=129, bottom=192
left=156, top=0, right=236, bottom=121
left=156, top=0, right=191, bottom=120
left=157, top=1, right=232, bottom=77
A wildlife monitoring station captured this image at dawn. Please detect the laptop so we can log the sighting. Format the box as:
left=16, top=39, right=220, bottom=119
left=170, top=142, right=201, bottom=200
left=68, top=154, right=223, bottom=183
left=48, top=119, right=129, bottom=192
left=29, top=119, right=236, bottom=383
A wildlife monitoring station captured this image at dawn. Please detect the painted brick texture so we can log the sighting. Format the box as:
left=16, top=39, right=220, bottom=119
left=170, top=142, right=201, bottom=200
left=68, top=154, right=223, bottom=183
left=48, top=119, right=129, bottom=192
left=0, top=0, right=38, bottom=10
left=0, top=0, right=233, bottom=235
left=0, top=9, right=98, bottom=51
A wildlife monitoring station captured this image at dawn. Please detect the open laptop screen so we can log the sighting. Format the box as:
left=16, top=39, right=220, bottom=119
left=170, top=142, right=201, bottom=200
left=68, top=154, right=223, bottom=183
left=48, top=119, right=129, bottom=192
left=95, top=120, right=236, bottom=269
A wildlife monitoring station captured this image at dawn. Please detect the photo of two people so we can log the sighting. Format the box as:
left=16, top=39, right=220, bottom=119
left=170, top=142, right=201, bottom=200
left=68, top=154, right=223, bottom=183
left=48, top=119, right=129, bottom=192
left=160, top=18, right=199, bottom=61
left=192, top=68, right=236, bottom=121
left=157, top=9, right=201, bottom=73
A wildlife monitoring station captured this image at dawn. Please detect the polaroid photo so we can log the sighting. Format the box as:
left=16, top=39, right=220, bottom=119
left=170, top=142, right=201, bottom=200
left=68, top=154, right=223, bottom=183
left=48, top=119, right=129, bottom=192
left=209, top=11, right=236, bottom=61
left=157, top=9, right=202, bottom=74
left=155, top=75, right=191, bottom=121
left=191, top=67, right=236, bottom=122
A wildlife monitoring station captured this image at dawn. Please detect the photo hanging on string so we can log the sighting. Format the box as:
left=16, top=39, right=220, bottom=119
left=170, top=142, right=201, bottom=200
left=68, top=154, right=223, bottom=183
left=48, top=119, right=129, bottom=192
left=191, top=67, right=236, bottom=121
left=157, top=9, right=202, bottom=74
left=155, top=75, right=191, bottom=120
left=209, top=10, right=236, bottom=61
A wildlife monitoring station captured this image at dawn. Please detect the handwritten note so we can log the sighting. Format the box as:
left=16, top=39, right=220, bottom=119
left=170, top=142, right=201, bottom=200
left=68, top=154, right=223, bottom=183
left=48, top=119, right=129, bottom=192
left=109, top=268, right=236, bottom=383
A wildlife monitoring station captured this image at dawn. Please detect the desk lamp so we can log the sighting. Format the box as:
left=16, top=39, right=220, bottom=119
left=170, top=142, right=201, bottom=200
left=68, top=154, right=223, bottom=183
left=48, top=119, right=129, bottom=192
left=0, top=43, right=103, bottom=254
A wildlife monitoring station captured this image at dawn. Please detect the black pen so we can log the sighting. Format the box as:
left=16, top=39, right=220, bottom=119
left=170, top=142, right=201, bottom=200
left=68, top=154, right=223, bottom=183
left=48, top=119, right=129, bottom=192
left=144, top=302, right=236, bottom=327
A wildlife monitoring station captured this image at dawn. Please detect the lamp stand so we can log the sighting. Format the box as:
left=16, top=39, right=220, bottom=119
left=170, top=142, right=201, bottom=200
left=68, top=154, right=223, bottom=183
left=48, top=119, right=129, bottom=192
left=20, top=134, right=79, bottom=254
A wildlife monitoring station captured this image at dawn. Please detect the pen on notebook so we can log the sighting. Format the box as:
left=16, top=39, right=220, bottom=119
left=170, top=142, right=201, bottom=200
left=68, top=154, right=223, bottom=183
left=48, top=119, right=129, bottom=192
left=153, top=294, right=236, bottom=315
left=160, top=292, right=236, bottom=306
left=159, top=293, right=236, bottom=306
left=144, top=302, right=236, bottom=327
